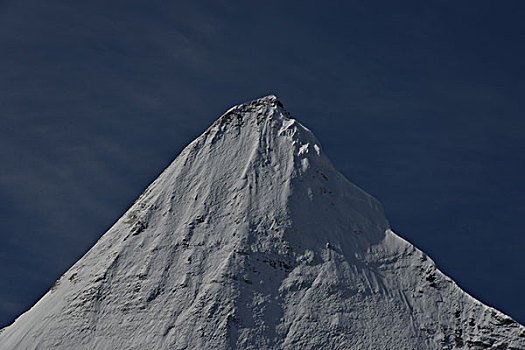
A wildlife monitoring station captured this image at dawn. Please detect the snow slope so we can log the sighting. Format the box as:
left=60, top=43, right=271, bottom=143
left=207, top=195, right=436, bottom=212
left=1, top=95, right=523, bottom=349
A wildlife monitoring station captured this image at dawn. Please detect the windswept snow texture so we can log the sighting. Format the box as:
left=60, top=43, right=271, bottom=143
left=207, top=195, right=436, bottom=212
left=1, top=96, right=523, bottom=349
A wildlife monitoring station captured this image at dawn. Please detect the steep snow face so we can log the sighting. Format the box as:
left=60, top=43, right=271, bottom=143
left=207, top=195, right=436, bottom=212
left=1, top=96, right=523, bottom=349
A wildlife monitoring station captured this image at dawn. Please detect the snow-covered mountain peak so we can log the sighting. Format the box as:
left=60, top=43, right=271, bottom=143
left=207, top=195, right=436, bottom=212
left=213, top=94, right=287, bottom=127
left=1, top=97, right=523, bottom=349
left=198, top=94, right=333, bottom=184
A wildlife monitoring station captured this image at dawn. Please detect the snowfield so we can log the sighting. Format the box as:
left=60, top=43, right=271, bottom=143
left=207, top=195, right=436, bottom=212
left=1, top=95, right=523, bottom=349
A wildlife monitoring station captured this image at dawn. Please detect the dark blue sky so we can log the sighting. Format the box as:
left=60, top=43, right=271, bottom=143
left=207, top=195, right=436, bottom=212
left=1, top=1, right=524, bottom=327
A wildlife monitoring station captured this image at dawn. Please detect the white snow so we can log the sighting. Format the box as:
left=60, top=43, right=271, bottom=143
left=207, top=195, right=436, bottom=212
left=0, top=95, right=523, bottom=349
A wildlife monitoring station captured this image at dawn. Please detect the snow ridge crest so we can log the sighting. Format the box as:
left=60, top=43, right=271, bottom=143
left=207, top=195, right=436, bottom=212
left=0, top=96, right=523, bottom=350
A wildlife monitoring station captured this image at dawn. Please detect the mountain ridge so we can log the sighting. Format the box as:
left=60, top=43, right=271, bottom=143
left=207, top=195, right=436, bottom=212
left=1, top=96, right=523, bottom=349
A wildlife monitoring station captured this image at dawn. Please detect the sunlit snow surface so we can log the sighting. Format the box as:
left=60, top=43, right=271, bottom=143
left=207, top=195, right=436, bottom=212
left=1, top=96, right=523, bottom=349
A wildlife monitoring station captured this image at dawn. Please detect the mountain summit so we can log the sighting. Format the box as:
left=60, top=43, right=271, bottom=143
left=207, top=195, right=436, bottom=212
left=1, top=96, right=523, bottom=349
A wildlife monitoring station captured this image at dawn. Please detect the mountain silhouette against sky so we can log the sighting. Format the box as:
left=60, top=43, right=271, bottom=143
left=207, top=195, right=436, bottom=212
left=1, top=96, right=523, bottom=349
